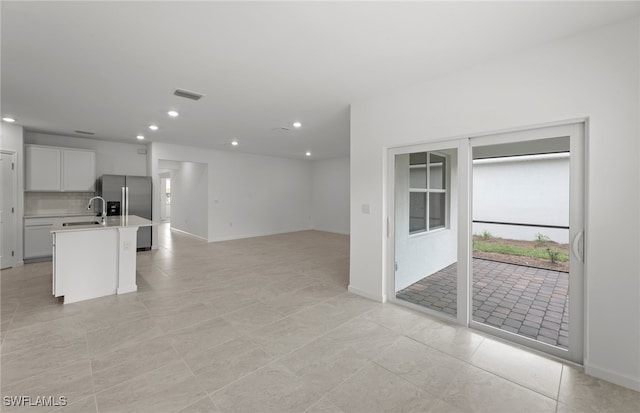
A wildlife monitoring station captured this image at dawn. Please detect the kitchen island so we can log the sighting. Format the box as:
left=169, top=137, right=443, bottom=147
left=50, top=215, right=154, bottom=304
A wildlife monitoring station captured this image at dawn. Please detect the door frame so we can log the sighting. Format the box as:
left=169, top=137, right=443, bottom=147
left=385, top=119, right=587, bottom=364
left=468, top=122, right=585, bottom=363
left=386, top=138, right=471, bottom=326
left=1, top=150, right=18, bottom=269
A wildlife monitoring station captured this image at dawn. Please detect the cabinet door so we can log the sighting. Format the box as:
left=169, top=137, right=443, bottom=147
left=24, top=225, right=54, bottom=258
left=62, top=149, right=96, bottom=191
left=25, top=146, right=61, bottom=191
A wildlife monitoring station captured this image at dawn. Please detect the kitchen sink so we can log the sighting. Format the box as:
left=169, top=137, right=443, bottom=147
left=62, top=221, right=101, bottom=226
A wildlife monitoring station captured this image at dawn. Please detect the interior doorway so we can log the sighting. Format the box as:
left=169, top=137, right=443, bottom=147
left=160, top=176, right=171, bottom=223
left=1, top=150, right=18, bottom=269
left=389, top=122, right=585, bottom=363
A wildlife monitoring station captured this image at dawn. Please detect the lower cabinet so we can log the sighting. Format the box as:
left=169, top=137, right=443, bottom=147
left=24, top=219, right=56, bottom=259
left=24, top=215, right=96, bottom=259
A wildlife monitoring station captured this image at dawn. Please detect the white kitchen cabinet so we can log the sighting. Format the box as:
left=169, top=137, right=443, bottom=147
left=62, top=149, right=96, bottom=191
left=24, top=215, right=96, bottom=259
left=25, top=145, right=61, bottom=191
left=25, top=145, right=96, bottom=192
left=24, top=217, right=56, bottom=258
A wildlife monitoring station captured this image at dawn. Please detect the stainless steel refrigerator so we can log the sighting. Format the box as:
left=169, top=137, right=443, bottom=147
left=98, top=175, right=152, bottom=250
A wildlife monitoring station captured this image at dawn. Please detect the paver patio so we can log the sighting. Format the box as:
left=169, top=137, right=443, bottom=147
left=396, top=258, right=569, bottom=349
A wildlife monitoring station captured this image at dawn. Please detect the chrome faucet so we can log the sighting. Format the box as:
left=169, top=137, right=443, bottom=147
left=87, top=196, right=107, bottom=223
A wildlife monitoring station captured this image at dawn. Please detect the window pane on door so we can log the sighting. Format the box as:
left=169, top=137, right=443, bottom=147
left=429, top=192, right=446, bottom=229
left=430, top=153, right=446, bottom=190
left=410, top=192, right=426, bottom=232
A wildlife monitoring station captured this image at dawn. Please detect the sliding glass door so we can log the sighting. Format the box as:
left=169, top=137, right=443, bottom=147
left=388, top=122, right=584, bottom=363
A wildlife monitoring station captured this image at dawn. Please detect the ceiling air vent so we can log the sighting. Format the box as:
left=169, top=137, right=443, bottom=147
left=173, top=88, right=204, bottom=101
left=74, top=130, right=95, bottom=135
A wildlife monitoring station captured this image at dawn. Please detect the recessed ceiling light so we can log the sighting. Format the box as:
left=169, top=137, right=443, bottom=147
left=149, top=125, right=159, bottom=131
left=167, top=110, right=179, bottom=117
left=293, top=122, right=302, bottom=128
left=2, top=117, right=16, bottom=123
left=231, top=140, right=239, bottom=146
left=305, top=151, right=311, bottom=156
left=136, top=135, right=145, bottom=140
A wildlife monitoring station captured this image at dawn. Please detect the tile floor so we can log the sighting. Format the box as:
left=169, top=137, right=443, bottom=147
left=1, top=224, right=639, bottom=412
left=396, top=259, right=569, bottom=348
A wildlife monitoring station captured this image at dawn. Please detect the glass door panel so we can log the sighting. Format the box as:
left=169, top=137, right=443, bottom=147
left=393, top=145, right=462, bottom=320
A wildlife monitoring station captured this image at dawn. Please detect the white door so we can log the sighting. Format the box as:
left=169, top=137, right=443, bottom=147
left=1, top=151, right=17, bottom=269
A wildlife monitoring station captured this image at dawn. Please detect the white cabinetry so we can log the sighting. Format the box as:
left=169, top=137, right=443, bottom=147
left=25, top=146, right=61, bottom=191
left=62, top=149, right=96, bottom=191
left=24, top=217, right=56, bottom=259
left=25, top=145, right=96, bottom=191
left=24, top=215, right=95, bottom=259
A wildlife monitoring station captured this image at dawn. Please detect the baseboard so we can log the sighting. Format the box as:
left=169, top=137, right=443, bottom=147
left=348, top=284, right=386, bottom=303
left=170, top=227, right=208, bottom=241
left=208, top=228, right=314, bottom=243
left=584, top=361, right=640, bottom=391
left=312, top=228, right=350, bottom=236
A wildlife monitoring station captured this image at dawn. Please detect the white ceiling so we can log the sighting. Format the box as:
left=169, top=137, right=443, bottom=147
left=2, top=1, right=638, bottom=160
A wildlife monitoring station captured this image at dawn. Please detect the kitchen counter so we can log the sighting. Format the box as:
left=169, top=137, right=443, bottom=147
left=51, top=214, right=155, bottom=304
left=51, top=215, right=153, bottom=233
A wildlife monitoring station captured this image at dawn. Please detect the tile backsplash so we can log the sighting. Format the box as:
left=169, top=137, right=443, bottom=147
left=25, top=192, right=96, bottom=216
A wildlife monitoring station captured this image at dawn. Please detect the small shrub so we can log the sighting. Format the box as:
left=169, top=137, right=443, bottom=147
left=535, top=233, right=550, bottom=247
left=546, top=248, right=561, bottom=264
left=480, top=230, right=492, bottom=240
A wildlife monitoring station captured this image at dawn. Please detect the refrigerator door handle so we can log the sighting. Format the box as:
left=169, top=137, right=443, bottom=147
left=125, top=186, right=129, bottom=216
left=121, top=187, right=125, bottom=216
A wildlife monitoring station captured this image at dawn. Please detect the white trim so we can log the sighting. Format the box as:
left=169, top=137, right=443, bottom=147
left=207, top=228, right=315, bottom=243
left=0, top=150, right=18, bottom=269
left=348, top=284, right=386, bottom=303
left=585, top=362, right=640, bottom=391
left=170, top=226, right=209, bottom=241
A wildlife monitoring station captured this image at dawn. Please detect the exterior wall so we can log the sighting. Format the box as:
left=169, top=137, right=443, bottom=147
left=349, top=18, right=640, bottom=389
left=473, top=154, right=569, bottom=243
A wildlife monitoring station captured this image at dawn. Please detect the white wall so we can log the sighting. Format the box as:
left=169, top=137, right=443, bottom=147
left=311, top=157, right=350, bottom=234
left=350, top=18, right=640, bottom=389
left=170, top=161, right=207, bottom=239
left=0, top=123, right=24, bottom=264
left=473, top=154, right=570, bottom=243
left=25, top=132, right=147, bottom=177
left=149, top=143, right=313, bottom=244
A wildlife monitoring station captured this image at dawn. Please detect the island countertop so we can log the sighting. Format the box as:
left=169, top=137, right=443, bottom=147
left=50, top=215, right=154, bottom=233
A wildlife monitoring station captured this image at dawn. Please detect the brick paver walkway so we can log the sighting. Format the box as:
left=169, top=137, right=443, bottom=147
left=396, top=258, right=569, bottom=349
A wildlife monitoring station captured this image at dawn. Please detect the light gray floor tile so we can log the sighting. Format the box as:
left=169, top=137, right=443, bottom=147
left=558, top=365, right=640, bottom=413
left=95, top=361, right=205, bottom=413
left=90, top=335, right=181, bottom=393
left=177, top=396, right=221, bottom=413
left=441, top=363, right=557, bottom=413
left=1, top=360, right=94, bottom=413
left=374, top=336, right=468, bottom=394
left=211, top=363, right=321, bottom=413
left=407, top=317, right=485, bottom=361
left=185, top=337, right=274, bottom=393
left=167, top=316, right=240, bottom=359
left=470, top=338, right=563, bottom=399
left=326, top=362, right=438, bottom=413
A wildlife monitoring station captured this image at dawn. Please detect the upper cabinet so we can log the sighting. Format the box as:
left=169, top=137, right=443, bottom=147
left=25, top=145, right=96, bottom=192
